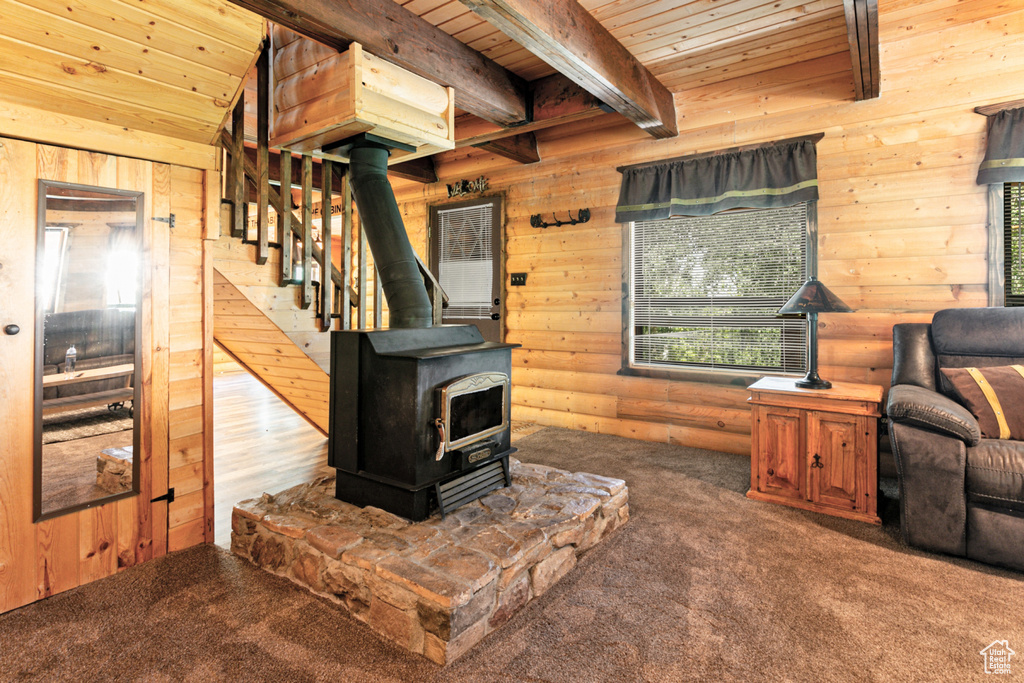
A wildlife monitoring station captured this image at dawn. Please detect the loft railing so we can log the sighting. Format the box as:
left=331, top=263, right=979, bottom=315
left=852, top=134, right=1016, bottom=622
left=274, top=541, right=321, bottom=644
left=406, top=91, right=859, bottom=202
left=218, top=40, right=447, bottom=331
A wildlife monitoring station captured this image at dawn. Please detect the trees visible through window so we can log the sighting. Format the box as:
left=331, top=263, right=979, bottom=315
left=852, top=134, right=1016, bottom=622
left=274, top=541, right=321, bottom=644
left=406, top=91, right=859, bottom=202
left=630, top=204, right=808, bottom=373
left=1006, top=182, right=1024, bottom=306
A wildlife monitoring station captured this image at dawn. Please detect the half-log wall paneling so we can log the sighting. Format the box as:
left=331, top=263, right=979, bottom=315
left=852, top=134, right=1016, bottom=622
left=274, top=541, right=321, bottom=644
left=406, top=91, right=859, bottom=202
left=0, top=140, right=214, bottom=614
left=390, top=0, right=1014, bottom=456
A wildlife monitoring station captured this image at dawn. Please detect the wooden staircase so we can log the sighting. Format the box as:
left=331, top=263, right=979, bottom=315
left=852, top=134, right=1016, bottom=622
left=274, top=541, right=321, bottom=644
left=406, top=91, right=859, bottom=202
left=211, top=38, right=446, bottom=430
left=212, top=270, right=330, bottom=435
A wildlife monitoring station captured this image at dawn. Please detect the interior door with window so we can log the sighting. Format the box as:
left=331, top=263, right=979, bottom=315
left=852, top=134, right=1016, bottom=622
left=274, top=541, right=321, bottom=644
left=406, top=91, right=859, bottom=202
left=429, top=197, right=504, bottom=342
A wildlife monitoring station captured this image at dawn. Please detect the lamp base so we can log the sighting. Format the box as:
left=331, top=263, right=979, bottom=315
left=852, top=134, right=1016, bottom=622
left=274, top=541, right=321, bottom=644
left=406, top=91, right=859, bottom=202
left=795, top=376, right=832, bottom=390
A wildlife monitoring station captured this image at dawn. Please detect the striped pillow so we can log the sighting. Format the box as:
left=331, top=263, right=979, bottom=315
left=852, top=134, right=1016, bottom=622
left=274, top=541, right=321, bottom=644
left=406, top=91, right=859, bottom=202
left=940, top=365, right=1024, bottom=440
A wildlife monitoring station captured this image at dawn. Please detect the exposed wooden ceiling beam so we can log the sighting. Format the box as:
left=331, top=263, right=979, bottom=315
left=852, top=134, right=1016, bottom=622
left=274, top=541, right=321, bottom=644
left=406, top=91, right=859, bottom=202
left=389, top=156, right=439, bottom=184
left=474, top=132, right=541, bottom=164
left=227, top=0, right=528, bottom=127
left=459, top=0, right=677, bottom=139
left=843, top=0, right=880, bottom=100
left=456, top=74, right=609, bottom=148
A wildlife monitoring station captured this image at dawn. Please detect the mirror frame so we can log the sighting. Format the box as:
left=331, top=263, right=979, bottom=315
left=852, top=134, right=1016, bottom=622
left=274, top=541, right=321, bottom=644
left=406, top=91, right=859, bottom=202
left=33, top=179, right=145, bottom=521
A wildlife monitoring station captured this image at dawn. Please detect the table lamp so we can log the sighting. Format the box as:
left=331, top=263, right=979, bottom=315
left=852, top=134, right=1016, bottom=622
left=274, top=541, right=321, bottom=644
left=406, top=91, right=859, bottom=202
left=778, top=276, right=853, bottom=390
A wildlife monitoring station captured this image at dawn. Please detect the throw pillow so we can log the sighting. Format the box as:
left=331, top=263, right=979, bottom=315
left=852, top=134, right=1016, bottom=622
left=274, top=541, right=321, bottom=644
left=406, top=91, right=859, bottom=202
left=940, top=365, right=1024, bottom=439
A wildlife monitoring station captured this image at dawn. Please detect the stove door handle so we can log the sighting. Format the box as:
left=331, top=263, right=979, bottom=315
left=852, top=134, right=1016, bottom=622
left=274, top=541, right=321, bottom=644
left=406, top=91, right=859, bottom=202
left=434, top=418, right=446, bottom=461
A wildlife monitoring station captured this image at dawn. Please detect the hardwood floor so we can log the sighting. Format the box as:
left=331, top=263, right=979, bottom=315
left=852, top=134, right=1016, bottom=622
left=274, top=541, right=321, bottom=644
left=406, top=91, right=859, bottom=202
left=213, top=370, right=330, bottom=547
left=212, top=367, right=544, bottom=548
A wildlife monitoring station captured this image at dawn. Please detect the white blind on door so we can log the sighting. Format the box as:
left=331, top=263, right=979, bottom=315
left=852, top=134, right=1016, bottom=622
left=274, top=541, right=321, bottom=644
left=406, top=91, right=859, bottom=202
left=631, top=204, right=808, bottom=372
left=438, top=204, right=493, bottom=319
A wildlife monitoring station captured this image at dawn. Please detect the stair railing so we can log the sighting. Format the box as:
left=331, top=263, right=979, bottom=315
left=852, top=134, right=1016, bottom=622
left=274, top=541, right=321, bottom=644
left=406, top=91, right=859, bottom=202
left=219, top=39, right=446, bottom=332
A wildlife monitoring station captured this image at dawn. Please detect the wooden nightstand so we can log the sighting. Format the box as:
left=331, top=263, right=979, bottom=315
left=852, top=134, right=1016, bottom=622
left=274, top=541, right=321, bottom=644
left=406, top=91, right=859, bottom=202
left=747, top=377, right=883, bottom=524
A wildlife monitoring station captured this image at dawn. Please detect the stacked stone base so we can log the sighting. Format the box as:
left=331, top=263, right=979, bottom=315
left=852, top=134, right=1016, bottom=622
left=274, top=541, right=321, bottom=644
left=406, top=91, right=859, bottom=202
left=231, top=458, right=628, bottom=665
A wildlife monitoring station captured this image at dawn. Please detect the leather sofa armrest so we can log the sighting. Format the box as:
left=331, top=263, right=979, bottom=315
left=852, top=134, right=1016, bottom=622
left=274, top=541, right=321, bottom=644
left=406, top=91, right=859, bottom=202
left=889, top=421, right=967, bottom=557
left=886, top=384, right=981, bottom=446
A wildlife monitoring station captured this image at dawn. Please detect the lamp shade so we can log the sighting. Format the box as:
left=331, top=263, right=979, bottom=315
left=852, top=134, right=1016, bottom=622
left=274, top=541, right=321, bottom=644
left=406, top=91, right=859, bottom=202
left=777, top=276, right=852, bottom=390
left=778, top=276, right=853, bottom=315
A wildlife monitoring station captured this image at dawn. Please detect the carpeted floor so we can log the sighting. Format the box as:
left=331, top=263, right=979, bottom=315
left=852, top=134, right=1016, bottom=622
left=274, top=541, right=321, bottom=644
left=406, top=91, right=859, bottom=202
left=2, top=427, right=1023, bottom=682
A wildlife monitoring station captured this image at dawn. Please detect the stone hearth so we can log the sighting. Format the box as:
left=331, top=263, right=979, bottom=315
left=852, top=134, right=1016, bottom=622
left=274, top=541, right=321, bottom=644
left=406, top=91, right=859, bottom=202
left=231, top=458, right=629, bottom=665
left=97, top=446, right=133, bottom=493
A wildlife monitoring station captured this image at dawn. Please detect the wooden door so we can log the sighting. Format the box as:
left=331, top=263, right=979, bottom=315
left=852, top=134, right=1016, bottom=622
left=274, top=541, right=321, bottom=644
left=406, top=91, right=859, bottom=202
left=0, top=140, right=169, bottom=614
left=807, top=411, right=866, bottom=513
left=429, top=196, right=504, bottom=342
left=753, top=405, right=805, bottom=501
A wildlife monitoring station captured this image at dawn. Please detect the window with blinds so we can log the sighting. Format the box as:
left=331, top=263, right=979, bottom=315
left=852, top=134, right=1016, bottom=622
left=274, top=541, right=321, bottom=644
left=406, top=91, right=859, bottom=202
left=1006, top=182, right=1024, bottom=307
left=630, top=204, right=808, bottom=373
left=437, top=203, right=494, bottom=320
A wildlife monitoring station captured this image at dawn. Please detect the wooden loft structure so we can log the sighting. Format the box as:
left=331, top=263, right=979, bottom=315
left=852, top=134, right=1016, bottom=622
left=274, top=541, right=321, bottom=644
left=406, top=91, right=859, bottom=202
left=230, top=0, right=880, bottom=164
left=0, top=0, right=1021, bottom=619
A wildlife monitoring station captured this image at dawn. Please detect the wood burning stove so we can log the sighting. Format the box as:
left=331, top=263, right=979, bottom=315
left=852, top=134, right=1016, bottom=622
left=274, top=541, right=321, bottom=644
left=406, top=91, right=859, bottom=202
left=326, top=136, right=518, bottom=520
left=328, top=325, right=518, bottom=521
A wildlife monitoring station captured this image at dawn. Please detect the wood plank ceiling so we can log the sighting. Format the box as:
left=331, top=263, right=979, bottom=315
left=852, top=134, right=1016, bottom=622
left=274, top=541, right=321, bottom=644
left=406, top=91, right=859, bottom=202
left=400, top=0, right=874, bottom=156
left=406, top=0, right=851, bottom=92
left=0, top=0, right=265, bottom=145
left=0, top=0, right=877, bottom=155
left=228, top=0, right=878, bottom=170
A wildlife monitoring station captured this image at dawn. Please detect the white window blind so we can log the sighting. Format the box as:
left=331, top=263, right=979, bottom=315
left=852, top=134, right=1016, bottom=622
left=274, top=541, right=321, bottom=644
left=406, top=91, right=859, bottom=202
left=631, top=204, right=808, bottom=372
left=1007, top=182, right=1024, bottom=306
left=437, top=203, right=493, bottom=320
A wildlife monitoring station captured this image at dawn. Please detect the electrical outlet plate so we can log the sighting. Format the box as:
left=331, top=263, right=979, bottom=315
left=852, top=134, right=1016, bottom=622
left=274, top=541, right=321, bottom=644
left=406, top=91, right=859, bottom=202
left=510, top=272, right=527, bottom=286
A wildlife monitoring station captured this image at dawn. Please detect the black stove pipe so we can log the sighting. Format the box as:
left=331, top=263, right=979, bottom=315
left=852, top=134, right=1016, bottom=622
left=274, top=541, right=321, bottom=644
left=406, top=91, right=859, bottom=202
left=347, top=144, right=433, bottom=328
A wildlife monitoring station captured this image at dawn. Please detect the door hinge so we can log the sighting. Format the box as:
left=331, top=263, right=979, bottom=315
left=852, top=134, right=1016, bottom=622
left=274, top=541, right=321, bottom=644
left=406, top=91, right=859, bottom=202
left=151, top=488, right=175, bottom=504
left=154, top=214, right=176, bottom=229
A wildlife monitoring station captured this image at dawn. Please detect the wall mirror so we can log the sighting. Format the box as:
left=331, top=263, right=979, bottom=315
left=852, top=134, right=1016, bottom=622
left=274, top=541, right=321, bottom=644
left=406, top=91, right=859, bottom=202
left=35, top=180, right=144, bottom=520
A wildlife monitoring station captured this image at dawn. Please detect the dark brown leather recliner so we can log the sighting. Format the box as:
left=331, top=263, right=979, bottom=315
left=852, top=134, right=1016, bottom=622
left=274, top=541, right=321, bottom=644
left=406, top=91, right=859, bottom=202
left=887, top=307, right=1024, bottom=571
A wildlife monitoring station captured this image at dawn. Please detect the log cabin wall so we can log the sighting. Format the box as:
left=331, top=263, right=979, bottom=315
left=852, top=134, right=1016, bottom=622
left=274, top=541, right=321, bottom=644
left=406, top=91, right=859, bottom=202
left=391, top=0, right=1014, bottom=455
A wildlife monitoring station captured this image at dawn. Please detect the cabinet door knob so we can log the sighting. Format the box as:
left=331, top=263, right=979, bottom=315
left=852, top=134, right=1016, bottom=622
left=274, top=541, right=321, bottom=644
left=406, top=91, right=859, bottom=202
left=811, top=454, right=824, bottom=469
left=767, top=468, right=774, bottom=476
left=3, top=324, right=19, bottom=336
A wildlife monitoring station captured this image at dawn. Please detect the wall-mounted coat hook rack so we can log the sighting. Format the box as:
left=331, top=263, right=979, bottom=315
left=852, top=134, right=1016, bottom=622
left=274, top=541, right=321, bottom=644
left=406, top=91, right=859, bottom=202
left=530, top=208, right=591, bottom=229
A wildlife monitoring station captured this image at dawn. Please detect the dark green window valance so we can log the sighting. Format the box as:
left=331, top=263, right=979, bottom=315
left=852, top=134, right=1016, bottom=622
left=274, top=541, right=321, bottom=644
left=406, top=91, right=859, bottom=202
left=977, top=107, right=1024, bottom=184
left=615, top=138, right=819, bottom=223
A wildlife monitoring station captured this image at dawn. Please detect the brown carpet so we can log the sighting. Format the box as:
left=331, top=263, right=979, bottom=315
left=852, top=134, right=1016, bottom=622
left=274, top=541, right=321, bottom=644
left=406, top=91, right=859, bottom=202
left=2, top=427, right=1023, bottom=682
